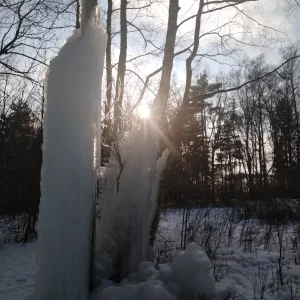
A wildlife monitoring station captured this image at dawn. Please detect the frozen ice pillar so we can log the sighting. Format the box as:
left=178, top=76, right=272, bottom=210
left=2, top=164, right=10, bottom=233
left=95, top=120, right=170, bottom=279
left=32, top=7, right=107, bottom=300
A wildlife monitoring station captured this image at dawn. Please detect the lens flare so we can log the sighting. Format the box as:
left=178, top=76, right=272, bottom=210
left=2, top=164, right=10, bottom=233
left=139, top=105, right=150, bottom=119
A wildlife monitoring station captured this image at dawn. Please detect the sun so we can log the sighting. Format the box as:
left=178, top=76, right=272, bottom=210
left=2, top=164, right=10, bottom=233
left=139, top=105, right=150, bottom=119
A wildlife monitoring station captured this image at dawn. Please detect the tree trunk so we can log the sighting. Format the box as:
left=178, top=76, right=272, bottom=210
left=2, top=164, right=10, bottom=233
left=182, top=0, right=204, bottom=106
left=211, top=146, right=216, bottom=202
left=114, top=0, right=127, bottom=134
left=105, top=0, right=113, bottom=118
left=76, top=0, right=80, bottom=29
left=173, top=0, right=204, bottom=150
left=257, top=92, right=264, bottom=194
left=102, top=0, right=113, bottom=164
left=245, top=128, right=253, bottom=201
left=152, top=0, right=180, bottom=126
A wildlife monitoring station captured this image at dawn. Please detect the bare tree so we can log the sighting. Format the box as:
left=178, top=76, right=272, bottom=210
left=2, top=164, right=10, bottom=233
left=0, top=0, right=76, bottom=83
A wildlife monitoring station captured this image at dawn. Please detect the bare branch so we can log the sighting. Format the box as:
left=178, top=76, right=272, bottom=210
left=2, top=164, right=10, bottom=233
left=189, top=55, right=300, bottom=103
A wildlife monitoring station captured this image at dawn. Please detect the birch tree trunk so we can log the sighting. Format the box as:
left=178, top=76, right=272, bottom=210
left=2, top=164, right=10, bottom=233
left=114, top=0, right=128, bottom=134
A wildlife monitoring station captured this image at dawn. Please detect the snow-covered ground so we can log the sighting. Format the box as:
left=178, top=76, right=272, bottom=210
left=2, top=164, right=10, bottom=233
left=156, top=208, right=300, bottom=300
left=0, top=242, right=36, bottom=300
left=2, top=208, right=300, bottom=299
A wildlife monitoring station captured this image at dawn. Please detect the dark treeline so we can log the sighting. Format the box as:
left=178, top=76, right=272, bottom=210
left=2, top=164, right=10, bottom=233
left=0, top=0, right=76, bottom=244
left=0, top=95, right=42, bottom=243
left=0, top=0, right=299, bottom=246
left=2, top=50, right=300, bottom=244
left=165, top=49, right=300, bottom=213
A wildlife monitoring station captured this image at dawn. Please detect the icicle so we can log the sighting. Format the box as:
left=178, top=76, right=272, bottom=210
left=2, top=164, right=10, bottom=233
left=95, top=120, right=169, bottom=279
left=32, top=7, right=107, bottom=300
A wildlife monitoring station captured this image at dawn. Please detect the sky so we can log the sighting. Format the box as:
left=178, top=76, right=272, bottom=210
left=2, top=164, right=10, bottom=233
left=2, top=0, right=298, bottom=117
left=124, top=1, right=297, bottom=70
left=99, top=0, right=300, bottom=105
left=174, top=1, right=297, bottom=72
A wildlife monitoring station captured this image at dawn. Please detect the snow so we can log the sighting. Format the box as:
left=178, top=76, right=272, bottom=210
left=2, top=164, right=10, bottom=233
left=90, top=244, right=213, bottom=300
left=33, top=12, right=107, bottom=300
left=90, top=279, right=176, bottom=300
left=158, top=263, right=172, bottom=282
left=0, top=243, right=36, bottom=300
left=172, top=243, right=215, bottom=299
left=137, top=261, right=158, bottom=282
left=156, top=208, right=300, bottom=300
left=3, top=207, right=300, bottom=299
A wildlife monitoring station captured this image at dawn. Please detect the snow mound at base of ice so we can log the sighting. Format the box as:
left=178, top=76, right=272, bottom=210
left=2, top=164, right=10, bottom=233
left=172, top=242, right=215, bottom=298
left=92, top=280, right=176, bottom=300
left=158, top=263, right=172, bottom=283
left=90, top=243, right=215, bottom=300
left=137, top=261, right=158, bottom=282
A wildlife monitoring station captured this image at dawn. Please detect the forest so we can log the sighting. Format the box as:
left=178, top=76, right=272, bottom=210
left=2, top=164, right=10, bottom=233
left=1, top=0, right=299, bottom=241
left=1, top=0, right=300, bottom=300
